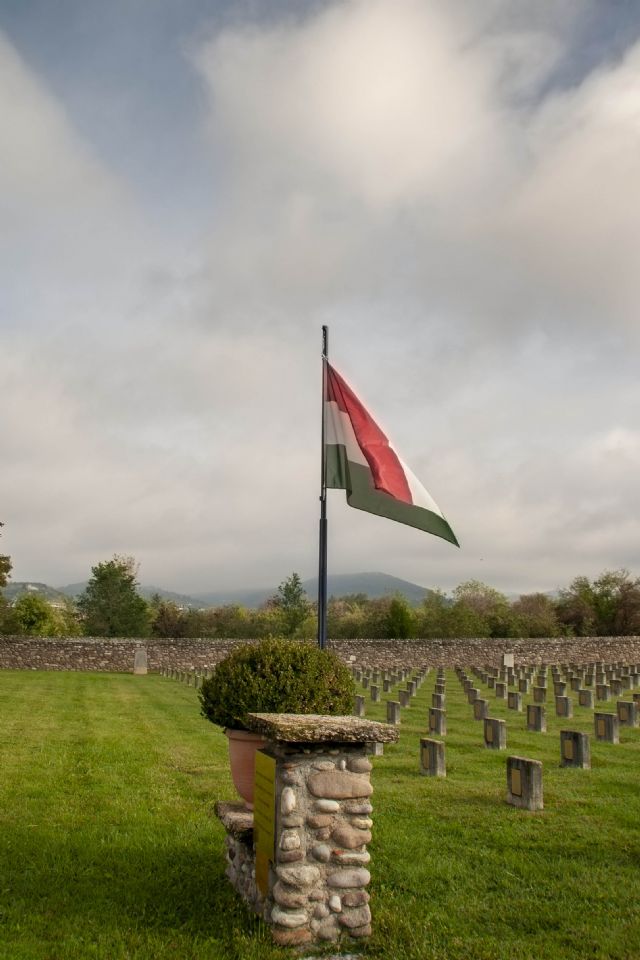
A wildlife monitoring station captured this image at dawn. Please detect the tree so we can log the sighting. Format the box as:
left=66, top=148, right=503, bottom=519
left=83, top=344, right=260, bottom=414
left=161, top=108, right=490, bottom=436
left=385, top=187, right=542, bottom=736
left=453, top=580, right=516, bottom=637
left=270, top=573, right=311, bottom=637
left=386, top=595, right=414, bottom=638
left=149, top=595, right=190, bottom=638
left=0, top=521, right=11, bottom=632
left=557, top=570, right=640, bottom=636
left=78, top=555, right=150, bottom=637
left=511, top=593, right=562, bottom=638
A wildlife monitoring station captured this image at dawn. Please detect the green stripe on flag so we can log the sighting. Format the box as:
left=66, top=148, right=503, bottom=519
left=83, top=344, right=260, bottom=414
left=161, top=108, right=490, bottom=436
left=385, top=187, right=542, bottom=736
left=325, top=444, right=459, bottom=546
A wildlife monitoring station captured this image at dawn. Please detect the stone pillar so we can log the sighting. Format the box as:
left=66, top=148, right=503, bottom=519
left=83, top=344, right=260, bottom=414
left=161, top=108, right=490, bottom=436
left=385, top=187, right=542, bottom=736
left=216, top=713, right=398, bottom=948
left=353, top=696, right=365, bottom=718
left=554, top=681, right=567, bottom=696
left=506, top=756, right=543, bottom=811
left=370, top=685, right=380, bottom=703
left=560, top=731, right=591, bottom=768
left=495, top=682, right=507, bottom=699
left=398, top=690, right=410, bottom=708
left=419, top=738, right=446, bottom=777
left=596, top=684, right=611, bottom=701
left=432, top=693, right=445, bottom=709
left=484, top=717, right=506, bottom=750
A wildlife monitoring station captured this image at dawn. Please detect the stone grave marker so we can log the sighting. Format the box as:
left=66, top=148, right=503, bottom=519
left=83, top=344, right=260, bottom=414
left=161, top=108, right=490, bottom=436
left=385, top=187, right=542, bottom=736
left=428, top=708, right=446, bottom=736
left=484, top=717, right=506, bottom=750
left=596, top=684, right=611, bottom=701
left=419, top=738, right=446, bottom=777
left=495, top=682, right=507, bottom=699
left=560, top=731, right=590, bottom=768
left=386, top=701, right=400, bottom=724
left=353, top=696, right=365, bottom=718
left=474, top=699, right=489, bottom=720
left=527, top=704, right=546, bottom=732
left=533, top=686, right=547, bottom=703
left=507, top=691, right=522, bottom=712
left=555, top=696, right=573, bottom=718
left=398, top=690, right=410, bottom=708
left=578, top=689, right=594, bottom=708
left=133, top=647, right=148, bottom=675
left=594, top=712, right=619, bottom=744
left=506, top=756, right=543, bottom=811
left=616, top=700, right=638, bottom=727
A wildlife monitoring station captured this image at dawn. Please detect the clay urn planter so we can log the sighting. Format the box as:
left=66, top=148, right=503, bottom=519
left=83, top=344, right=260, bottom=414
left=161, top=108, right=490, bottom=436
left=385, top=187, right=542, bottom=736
left=199, top=638, right=355, bottom=809
left=224, top=729, right=268, bottom=809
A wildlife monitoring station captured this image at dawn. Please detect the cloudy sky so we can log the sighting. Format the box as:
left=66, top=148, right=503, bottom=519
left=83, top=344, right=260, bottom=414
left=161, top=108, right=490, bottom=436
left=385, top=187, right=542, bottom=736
left=2, top=0, right=640, bottom=597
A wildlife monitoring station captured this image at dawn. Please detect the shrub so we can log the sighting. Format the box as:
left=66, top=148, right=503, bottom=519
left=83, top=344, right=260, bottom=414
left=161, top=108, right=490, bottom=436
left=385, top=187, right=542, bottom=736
left=198, top=638, right=355, bottom=730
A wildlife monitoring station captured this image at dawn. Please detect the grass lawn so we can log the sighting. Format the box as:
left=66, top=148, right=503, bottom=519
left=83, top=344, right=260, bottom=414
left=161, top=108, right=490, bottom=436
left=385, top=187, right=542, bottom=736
left=0, top=668, right=638, bottom=960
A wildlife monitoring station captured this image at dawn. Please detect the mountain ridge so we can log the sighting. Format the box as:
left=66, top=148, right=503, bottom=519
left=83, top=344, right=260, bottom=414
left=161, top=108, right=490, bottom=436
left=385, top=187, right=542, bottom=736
left=3, top=572, right=430, bottom=609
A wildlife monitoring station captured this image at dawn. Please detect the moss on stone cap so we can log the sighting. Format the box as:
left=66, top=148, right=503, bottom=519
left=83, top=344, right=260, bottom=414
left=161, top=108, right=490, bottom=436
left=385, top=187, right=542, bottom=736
left=245, top=713, right=399, bottom=744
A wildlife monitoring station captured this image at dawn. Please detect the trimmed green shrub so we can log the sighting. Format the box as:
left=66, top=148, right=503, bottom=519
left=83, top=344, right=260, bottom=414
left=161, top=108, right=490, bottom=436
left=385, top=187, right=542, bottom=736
left=198, top=638, right=356, bottom=730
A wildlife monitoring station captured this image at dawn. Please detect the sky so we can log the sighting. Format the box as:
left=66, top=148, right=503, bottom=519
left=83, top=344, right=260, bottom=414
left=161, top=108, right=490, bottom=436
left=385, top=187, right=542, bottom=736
left=2, top=0, right=640, bottom=597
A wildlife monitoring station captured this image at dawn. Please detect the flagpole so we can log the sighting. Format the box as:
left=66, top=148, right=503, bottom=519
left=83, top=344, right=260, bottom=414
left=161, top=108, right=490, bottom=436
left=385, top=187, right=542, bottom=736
left=317, top=325, right=329, bottom=649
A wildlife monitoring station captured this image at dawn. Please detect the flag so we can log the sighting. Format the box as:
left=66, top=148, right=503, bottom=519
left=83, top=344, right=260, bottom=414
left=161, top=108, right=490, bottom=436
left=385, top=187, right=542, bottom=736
left=324, top=362, right=459, bottom=546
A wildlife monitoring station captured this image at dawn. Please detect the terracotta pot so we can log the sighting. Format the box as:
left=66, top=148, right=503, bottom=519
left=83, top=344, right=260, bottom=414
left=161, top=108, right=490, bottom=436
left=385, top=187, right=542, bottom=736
left=225, top=728, right=268, bottom=809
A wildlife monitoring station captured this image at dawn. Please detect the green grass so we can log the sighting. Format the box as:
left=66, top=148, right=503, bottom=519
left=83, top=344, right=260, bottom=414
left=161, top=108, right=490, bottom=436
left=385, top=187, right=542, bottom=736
left=0, top=670, right=639, bottom=959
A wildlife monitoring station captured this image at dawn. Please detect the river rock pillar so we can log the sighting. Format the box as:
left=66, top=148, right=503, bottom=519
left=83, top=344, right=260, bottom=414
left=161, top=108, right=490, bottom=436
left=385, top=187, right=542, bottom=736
left=215, top=713, right=398, bottom=947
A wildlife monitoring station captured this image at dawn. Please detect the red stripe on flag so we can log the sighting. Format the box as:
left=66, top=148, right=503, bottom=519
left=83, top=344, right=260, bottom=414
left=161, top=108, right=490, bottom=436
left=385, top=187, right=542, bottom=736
left=326, top=364, right=413, bottom=505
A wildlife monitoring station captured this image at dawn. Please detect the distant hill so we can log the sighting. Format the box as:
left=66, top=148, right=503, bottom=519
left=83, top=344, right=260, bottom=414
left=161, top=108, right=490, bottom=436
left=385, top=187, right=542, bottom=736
left=2, top=582, right=69, bottom=604
left=5, top=572, right=431, bottom=610
left=193, top=572, right=430, bottom=608
left=57, top=582, right=203, bottom=609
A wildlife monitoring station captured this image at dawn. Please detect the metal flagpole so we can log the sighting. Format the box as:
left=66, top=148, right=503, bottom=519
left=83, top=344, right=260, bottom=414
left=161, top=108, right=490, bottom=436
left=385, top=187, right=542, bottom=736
left=317, top=325, right=329, bottom=649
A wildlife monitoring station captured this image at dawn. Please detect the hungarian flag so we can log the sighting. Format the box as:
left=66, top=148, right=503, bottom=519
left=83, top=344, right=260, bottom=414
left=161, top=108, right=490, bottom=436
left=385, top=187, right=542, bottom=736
left=324, top=363, right=459, bottom=546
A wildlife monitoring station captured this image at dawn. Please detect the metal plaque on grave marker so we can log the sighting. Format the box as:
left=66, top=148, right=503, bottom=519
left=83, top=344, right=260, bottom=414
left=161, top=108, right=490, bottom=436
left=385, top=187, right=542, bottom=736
left=597, top=718, right=606, bottom=737
left=511, top=768, right=522, bottom=796
left=254, top=751, right=276, bottom=896
left=486, top=722, right=494, bottom=743
left=563, top=739, right=574, bottom=760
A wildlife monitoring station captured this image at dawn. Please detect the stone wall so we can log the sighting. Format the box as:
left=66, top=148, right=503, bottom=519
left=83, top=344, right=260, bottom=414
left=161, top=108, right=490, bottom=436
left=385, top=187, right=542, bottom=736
left=2, top=634, right=640, bottom=672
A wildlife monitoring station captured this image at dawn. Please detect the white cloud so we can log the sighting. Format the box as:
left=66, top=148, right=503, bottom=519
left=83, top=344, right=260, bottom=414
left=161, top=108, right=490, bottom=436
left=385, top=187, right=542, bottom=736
left=2, top=3, right=640, bottom=597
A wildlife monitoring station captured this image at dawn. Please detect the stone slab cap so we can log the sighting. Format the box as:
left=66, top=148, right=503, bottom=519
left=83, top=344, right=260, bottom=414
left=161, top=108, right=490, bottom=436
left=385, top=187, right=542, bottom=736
left=215, top=801, right=254, bottom=842
left=245, top=713, right=399, bottom=744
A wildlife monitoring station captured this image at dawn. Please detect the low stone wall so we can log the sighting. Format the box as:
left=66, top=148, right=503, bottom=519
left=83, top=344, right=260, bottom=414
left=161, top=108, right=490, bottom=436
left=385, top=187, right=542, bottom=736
left=1, top=634, right=640, bottom=672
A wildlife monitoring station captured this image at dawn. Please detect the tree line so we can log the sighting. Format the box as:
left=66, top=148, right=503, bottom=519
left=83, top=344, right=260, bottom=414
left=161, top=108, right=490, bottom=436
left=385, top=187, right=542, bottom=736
left=2, top=544, right=640, bottom=640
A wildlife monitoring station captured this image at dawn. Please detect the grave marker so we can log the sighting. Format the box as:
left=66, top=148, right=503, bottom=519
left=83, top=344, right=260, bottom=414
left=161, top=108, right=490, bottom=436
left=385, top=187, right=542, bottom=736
left=560, top=731, right=590, bottom=768
left=506, top=756, right=543, bottom=811
left=419, top=738, right=446, bottom=777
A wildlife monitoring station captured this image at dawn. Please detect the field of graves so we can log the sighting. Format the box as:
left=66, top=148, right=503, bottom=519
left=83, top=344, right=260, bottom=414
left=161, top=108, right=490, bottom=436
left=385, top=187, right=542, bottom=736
left=0, top=664, right=639, bottom=960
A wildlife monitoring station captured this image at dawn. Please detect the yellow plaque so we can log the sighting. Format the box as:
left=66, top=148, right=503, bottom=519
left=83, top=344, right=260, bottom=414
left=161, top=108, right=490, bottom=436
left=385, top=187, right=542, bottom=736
left=486, top=722, right=494, bottom=743
left=620, top=706, right=628, bottom=721
left=255, top=849, right=270, bottom=897
left=429, top=713, right=436, bottom=730
left=253, top=750, right=276, bottom=898
left=563, top=739, right=574, bottom=760
left=511, top=768, right=522, bottom=796
left=597, top=718, right=606, bottom=737
left=421, top=746, right=430, bottom=769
